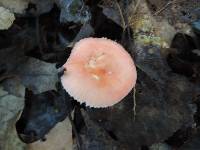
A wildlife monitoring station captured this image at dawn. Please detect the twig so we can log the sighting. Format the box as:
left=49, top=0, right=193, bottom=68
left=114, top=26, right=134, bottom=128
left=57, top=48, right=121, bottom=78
left=115, top=0, right=126, bottom=31
left=133, top=0, right=141, bottom=14
left=154, top=1, right=172, bottom=16
left=68, top=113, right=82, bottom=150
left=132, top=87, right=136, bottom=121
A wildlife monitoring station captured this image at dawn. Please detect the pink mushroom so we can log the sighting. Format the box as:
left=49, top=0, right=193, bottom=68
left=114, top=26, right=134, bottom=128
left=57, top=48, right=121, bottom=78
left=61, top=37, right=137, bottom=108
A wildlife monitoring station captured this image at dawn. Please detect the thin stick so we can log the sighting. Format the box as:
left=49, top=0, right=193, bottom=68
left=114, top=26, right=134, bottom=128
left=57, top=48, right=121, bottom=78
left=133, top=87, right=136, bottom=121
left=133, top=0, right=141, bottom=14
left=154, top=1, right=172, bottom=16
left=115, top=0, right=126, bottom=31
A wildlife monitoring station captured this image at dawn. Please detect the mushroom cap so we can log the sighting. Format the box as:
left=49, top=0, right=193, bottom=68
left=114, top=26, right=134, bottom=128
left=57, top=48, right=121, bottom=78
left=61, top=38, right=137, bottom=108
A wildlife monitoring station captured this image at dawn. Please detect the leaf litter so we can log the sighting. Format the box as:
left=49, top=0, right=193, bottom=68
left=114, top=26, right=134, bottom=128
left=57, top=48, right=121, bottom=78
left=0, top=0, right=200, bottom=150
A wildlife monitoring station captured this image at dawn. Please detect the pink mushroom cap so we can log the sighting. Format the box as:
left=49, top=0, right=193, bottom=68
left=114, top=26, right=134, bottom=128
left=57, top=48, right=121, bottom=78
left=61, top=37, right=137, bottom=108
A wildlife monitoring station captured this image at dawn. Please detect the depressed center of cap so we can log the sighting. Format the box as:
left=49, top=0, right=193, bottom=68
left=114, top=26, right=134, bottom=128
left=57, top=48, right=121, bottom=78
left=61, top=37, right=137, bottom=108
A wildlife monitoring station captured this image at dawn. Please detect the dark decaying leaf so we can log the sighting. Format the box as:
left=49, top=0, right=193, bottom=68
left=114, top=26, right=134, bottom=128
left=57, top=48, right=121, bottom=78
left=73, top=23, right=94, bottom=43
left=29, top=0, right=54, bottom=14
left=85, top=43, right=199, bottom=149
left=73, top=109, right=125, bottom=150
left=14, top=57, right=59, bottom=94
left=165, top=127, right=194, bottom=148
left=135, top=45, right=170, bottom=85
left=16, top=88, right=73, bottom=143
left=90, top=6, right=123, bottom=41
left=167, top=53, right=195, bottom=77
left=192, top=19, right=200, bottom=35
left=0, top=22, right=61, bottom=93
left=57, top=0, right=91, bottom=24
left=179, top=129, right=200, bottom=150
left=0, top=28, right=36, bottom=74
left=167, top=33, right=200, bottom=79
left=102, top=7, right=121, bottom=26
left=171, top=33, right=196, bottom=53
left=170, top=33, right=200, bottom=62
left=194, top=95, right=200, bottom=126
left=0, top=45, right=59, bottom=93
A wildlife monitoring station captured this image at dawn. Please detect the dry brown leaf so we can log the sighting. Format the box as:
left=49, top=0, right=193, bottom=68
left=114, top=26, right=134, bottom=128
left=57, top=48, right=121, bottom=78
left=0, top=85, right=26, bottom=150
left=28, top=118, right=72, bottom=150
left=0, top=0, right=28, bottom=14
left=0, top=7, right=15, bottom=30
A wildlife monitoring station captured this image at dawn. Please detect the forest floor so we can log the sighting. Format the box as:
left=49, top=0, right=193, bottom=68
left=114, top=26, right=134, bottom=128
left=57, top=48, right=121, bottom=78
left=0, top=0, right=200, bottom=150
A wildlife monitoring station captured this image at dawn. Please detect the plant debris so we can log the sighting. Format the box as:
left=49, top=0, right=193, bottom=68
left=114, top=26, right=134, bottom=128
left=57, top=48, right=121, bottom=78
left=28, top=118, right=72, bottom=150
left=16, top=88, right=72, bottom=143
left=0, top=85, right=26, bottom=150
left=0, top=0, right=200, bottom=149
left=0, top=7, right=15, bottom=30
left=57, top=0, right=91, bottom=24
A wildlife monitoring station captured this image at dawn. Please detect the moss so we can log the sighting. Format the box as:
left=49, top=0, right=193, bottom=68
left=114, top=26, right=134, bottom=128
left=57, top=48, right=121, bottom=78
left=132, top=14, right=169, bottom=48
